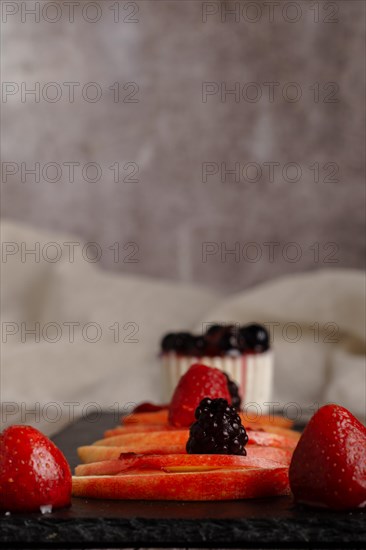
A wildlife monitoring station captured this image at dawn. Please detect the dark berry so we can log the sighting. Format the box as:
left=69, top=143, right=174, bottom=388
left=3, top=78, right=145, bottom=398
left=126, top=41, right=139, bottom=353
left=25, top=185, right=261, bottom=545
left=202, top=325, right=224, bottom=356
left=161, top=332, right=195, bottom=353
left=241, top=324, right=269, bottom=352
left=205, top=324, right=226, bottom=341
left=218, top=325, right=240, bottom=353
left=192, top=336, right=207, bottom=356
left=161, top=333, right=177, bottom=352
left=174, top=332, right=194, bottom=353
left=186, top=398, right=248, bottom=455
left=237, top=329, right=248, bottom=352
left=224, top=373, right=242, bottom=411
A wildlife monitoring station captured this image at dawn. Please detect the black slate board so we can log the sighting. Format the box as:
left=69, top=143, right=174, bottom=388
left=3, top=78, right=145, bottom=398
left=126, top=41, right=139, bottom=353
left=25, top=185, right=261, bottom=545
left=1, top=413, right=365, bottom=549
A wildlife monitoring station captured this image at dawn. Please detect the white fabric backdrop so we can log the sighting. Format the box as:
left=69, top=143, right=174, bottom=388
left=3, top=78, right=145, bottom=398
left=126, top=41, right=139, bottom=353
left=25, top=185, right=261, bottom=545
left=1, top=221, right=365, bottom=435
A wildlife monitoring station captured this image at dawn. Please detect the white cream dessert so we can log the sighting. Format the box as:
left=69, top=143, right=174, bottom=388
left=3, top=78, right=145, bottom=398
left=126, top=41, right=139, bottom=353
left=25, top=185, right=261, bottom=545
left=160, top=324, right=273, bottom=412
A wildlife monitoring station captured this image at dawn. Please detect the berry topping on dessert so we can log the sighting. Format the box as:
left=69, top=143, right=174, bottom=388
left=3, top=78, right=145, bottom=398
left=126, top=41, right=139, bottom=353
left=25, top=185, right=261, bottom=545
left=161, top=332, right=177, bottom=352
left=160, top=323, right=269, bottom=356
left=193, top=335, right=207, bottom=355
left=169, top=363, right=231, bottom=427
left=205, top=323, right=227, bottom=341
left=0, top=425, right=71, bottom=512
left=161, top=323, right=273, bottom=408
left=224, top=373, right=242, bottom=410
left=289, top=404, right=366, bottom=510
left=174, top=332, right=194, bottom=353
left=241, top=324, right=269, bottom=352
left=217, top=325, right=241, bottom=354
left=187, top=398, right=248, bottom=455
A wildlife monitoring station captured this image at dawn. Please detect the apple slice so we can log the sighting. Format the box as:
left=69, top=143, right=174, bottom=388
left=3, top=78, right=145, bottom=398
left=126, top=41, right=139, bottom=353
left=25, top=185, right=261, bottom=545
left=123, top=410, right=293, bottom=429
left=78, top=443, right=186, bottom=463
left=95, top=429, right=297, bottom=450
left=240, top=413, right=293, bottom=429
left=94, top=430, right=187, bottom=448
left=257, top=425, right=300, bottom=441
left=72, top=465, right=289, bottom=500
left=123, top=410, right=169, bottom=425
left=78, top=443, right=293, bottom=465
left=104, top=424, right=174, bottom=438
left=105, top=423, right=300, bottom=441
left=246, top=445, right=293, bottom=465
left=75, top=452, right=287, bottom=476
left=246, top=430, right=298, bottom=449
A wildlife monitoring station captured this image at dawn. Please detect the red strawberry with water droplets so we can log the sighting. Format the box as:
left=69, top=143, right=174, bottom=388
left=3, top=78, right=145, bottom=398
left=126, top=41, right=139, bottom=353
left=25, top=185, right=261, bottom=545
left=169, top=363, right=231, bottom=427
left=289, top=404, right=366, bottom=510
left=0, top=425, right=71, bottom=512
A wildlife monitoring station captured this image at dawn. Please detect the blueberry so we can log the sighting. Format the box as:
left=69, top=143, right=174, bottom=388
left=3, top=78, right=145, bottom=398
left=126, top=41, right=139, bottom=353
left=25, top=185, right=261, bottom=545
left=241, top=324, right=269, bottom=352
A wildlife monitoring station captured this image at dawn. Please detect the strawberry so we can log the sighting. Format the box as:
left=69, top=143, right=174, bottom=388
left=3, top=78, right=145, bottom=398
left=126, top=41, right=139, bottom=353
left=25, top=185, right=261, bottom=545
left=289, top=404, right=366, bottom=510
left=0, top=425, right=72, bottom=512
left=168, top=363, right=231, bottom=427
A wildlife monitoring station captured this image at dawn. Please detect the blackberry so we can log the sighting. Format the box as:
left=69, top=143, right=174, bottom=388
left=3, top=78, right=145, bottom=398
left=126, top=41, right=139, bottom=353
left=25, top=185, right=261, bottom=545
left=186, top=398, right=248, bottom=455
left=242, top=324, right=269, bottom=352
left=224, top=373, right=242, bottom=411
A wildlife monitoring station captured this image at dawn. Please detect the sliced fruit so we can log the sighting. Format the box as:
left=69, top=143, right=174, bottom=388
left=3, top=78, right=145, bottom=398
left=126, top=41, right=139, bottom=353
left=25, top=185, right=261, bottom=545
left=78, top=444, right=186, bottom=463
left=72, top=466, right=289, bottom=500
left=94, top=430, right=188, bottom=448
left=94, top=429, right=297, bottom=450
left=105, top=424, right=174, bottom=438
left=75, top=452, right=286, bottom=476
left=240, top=413, right=293, bottom=429
left=246, top=445, right=293, bottom=465
left=123, top=409, right=293, bottom=429
left=289, top=404, right=366, bottom=510
left=123, top=410, right=169, bottom=425
left=78, top=443, right=293, bottom=465
left=246, top=430, right=298, bottom=449
left=257, top=425, right=300, bottom=441
left=75, top=456, right=139, bottom=476
left=106, top=422, right=299, bottom=442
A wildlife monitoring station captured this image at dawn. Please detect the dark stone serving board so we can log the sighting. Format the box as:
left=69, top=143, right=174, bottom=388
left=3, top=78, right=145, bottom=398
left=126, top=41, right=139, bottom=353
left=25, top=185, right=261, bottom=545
left=1, top=413, right=365, bottom=549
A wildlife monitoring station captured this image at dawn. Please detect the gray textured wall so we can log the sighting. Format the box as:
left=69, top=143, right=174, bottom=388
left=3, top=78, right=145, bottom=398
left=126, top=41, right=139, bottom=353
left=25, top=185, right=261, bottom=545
left=2, top=0, right=365, bottom=291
